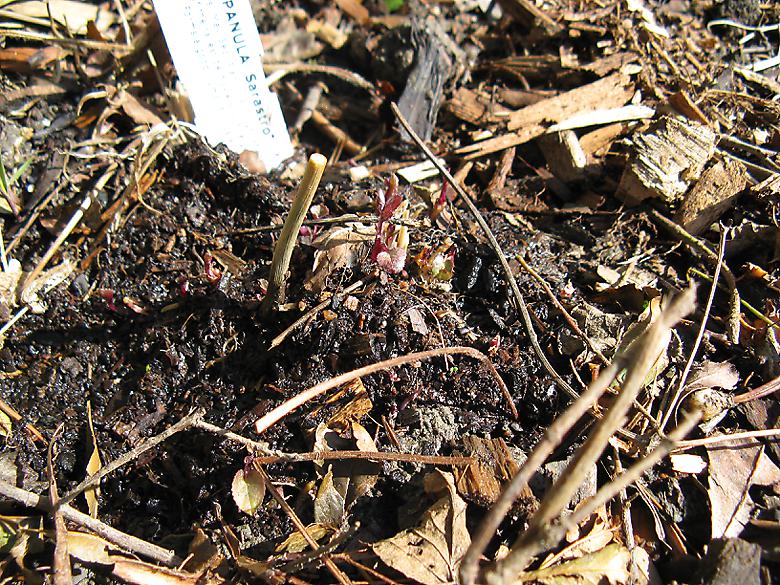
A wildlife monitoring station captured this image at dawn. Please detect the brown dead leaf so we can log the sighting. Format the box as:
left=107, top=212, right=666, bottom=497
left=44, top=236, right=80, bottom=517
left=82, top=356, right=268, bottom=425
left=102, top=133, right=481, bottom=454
left=84, top=400, right=101, bottom=518
left=6, top=1, right=114, bottom=34
left=707, top=437, right=780, bottom=538
left=518, top=544, right=631, bottom=585
left=313, top=422, right=380, bottom=509
left=112, top=558, right=215, bottom=585
left=113, top=89, right=165, bottom=126
left=305, top=224, right=373, bottom=292
left=183, top=528, right=222, bottom=574
left=372, top=470, right=470, bottom=585
left=66, top=531, right=114, bottom=565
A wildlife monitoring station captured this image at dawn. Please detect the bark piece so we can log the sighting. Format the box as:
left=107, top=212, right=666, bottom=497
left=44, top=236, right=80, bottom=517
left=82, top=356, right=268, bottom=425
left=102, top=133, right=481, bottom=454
left=616, top=115, right=716, bottom=206
left=396, top=17, right=463, bottom=143
left=446, top=88, right=499, bottom=125
left=698, top=538, right=762, bottom=585
left=674, top=159, right=748, bottom=235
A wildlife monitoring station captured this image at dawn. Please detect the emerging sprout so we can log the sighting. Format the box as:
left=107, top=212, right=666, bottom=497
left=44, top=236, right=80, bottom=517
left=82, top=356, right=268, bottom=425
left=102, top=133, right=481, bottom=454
left=370, top=174, right=408, bottom=275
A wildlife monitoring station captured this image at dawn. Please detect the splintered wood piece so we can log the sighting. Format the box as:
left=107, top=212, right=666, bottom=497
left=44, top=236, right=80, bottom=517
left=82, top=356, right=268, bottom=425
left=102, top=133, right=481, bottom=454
left=674, top=159, right=748, bottom=235
left=537, top=130, right=587, bottom=183
left=617, top=115, right=717, bottom=206
left=455, top=73, right=634, bottom=160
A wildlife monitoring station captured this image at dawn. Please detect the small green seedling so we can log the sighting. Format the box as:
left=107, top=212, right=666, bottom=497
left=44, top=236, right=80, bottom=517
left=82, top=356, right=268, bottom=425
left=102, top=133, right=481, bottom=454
left=261, top=153, right=328, bottom=315
left=0, top=154, right=32, bottom=216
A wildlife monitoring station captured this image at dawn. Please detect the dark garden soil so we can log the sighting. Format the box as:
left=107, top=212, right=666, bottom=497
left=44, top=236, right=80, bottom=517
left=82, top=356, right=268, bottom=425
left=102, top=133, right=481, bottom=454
left=1, top=0, right=780, bottom=583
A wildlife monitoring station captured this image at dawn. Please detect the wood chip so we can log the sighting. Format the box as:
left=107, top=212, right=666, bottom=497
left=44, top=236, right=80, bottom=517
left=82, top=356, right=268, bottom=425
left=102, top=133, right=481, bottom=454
left=674, top=159, right=748, bottom=235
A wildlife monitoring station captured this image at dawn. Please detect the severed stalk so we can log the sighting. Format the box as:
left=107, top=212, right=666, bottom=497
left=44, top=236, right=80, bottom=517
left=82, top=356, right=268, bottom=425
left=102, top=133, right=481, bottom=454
left=261, top=153, right=327, bottom=315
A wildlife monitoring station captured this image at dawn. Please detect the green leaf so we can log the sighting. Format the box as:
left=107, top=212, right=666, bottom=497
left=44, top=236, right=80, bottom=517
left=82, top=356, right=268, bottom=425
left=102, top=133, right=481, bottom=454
left=384, top=0, right=404, bottom=12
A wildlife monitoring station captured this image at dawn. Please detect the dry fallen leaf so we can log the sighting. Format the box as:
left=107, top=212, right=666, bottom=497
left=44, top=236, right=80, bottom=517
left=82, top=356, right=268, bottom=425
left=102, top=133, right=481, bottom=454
left=305, top=224, right=373, bottom=292
left=112, top=558, right=215, bottom=585
left=518, top=543, right=631, bottom=585
left=6, top=1, right=114, bottom=34
left=231, top=467, right=266, bottom=516
left=373, top=470, right=470, bottom=585
left=66, top=531, right=114, bottom=565
left=707, top=437, right=780, bottom=538
left=314, top=466, right=346, bottom=526
left=670, top=453, right=707, bottom=475
left=313, top=422, right=380, bottom=510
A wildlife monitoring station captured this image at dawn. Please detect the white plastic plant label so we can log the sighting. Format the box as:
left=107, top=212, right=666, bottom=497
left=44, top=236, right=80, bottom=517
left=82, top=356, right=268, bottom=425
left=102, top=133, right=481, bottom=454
left=153, top=0, right=293, bottom=170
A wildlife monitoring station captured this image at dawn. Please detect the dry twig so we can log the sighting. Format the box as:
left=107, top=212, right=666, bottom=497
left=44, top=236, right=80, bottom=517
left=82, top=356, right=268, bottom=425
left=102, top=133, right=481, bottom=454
left=255, top=346, right=514, bottom=435
left=391, top=102, right=578, bottom=403
left=59, top=409, right=204, bottom=507
left=485, top=287, right=696, bottom=584
left=0, top=479, right=179, bottom=566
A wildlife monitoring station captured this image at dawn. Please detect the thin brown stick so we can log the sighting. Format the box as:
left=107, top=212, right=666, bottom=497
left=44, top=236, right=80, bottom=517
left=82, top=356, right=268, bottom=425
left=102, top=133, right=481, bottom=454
left=649, top=210, right=740, bottom=342
left=675, top=427, right=780, bottom=450
left=0, top=397, right=46, bottom=443
left=252, top=450, right=475, bottom=466
left=334, top=553, right=403, bottom=585
left=253, top=465, right=353, bottom=585
left=47, top=425, right=72, bottom=585
left=0, top=479, right=179, bottom=566
left=733, top=372, right=780, bottom=404
left=221, top=214, right=421, bottom=236
left=270, top=278, right=370, bottom=350
left=255, top=346, right=515, bottom=435
left=516, top=254, right=608, bottom=365
left=194, top=418, right=474, bottom=465
left=391, top=102, right=578, bottom=404
left=58, top=409, right=204, bottom=507
left=659, top=228, right=726, bottom=431
left=486, top=288, right=696, bottom=584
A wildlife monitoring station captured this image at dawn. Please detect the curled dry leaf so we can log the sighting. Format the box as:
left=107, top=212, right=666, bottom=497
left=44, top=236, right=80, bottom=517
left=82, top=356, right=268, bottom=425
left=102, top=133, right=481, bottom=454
left=66, top=531, right=114, bottom=565
left=313, top=421, right=380, bottom=509
left=275, top=523, right=335, bottom=554
left=314, top=466, right=346, bottom=526
left=85, top=400, right=102, bottom=518
left=305, top=224, right=374, bottom=292
left=231, top=467, right=266, bottom=515
left=372, top=470, right=470, bottom=585
left=680, top=361, right=739, bottom=431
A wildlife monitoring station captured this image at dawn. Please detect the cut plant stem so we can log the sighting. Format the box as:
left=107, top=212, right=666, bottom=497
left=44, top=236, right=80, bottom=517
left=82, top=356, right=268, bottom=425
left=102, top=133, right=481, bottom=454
left=261, top=153, right=327, bottom=315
